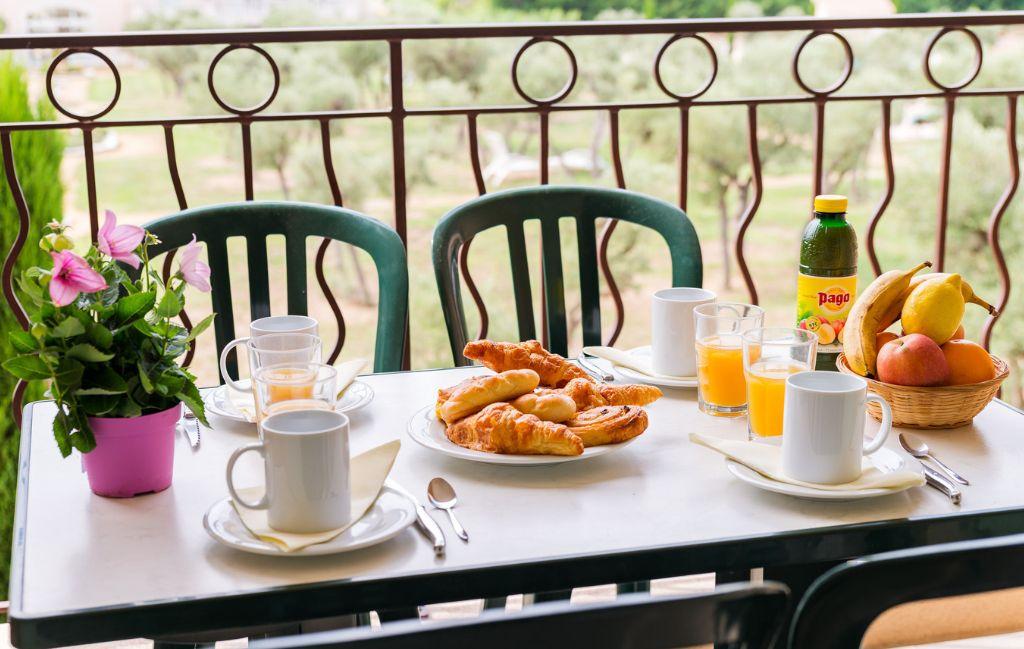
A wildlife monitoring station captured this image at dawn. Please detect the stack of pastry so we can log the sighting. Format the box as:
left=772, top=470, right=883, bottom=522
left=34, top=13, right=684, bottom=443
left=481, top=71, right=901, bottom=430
left=435, top=340, right=662, bottom=456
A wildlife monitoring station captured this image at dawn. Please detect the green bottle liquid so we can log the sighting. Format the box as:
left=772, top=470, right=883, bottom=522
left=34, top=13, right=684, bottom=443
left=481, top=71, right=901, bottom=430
left=796, top=194, right=858, bottom=371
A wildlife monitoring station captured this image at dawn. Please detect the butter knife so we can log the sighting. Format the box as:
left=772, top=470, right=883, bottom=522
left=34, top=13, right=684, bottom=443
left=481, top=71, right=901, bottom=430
left=577, top=354, right=613, bottom=382
left=923, top=464, right=962, bottom=505
left=388, top=481, right=446, bottom=557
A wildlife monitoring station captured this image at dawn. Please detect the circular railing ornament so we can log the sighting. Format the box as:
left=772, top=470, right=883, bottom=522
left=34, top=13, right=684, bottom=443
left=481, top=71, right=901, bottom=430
left=46, top=48, right=121, bottom=121
left=207, top=44, right=281, bottom=115
left=653, top=33, right=718, bottom=101
left=923, top=26, right=983, bottom=91
left=792, top=30, right=854, bottom=96
left=511, top=37, right=578, bottom=106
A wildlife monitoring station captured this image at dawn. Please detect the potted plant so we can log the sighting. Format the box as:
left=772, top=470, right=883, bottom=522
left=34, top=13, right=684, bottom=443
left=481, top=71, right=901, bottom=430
left=4, top=212, right=214, bottom=497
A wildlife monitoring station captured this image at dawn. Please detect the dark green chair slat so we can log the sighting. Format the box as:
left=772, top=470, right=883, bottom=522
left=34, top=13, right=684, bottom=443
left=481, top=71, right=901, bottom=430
left=246, top=236, right=272, bottom=321
left=285, top=233, right=308, bottom=316
left=506, top=222, right=536, bottom=342
left=206, top=238, right=239, bottom=380
left=144, top=201, right=408, bottom=375
left=432, top=186, right=702, bottom=365
left=575, top=217, right=601, bottom=347
left=539, top=217, right=568, bottom=356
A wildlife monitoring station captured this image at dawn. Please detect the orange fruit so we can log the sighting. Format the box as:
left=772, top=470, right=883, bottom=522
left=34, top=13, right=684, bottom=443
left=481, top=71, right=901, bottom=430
left=950, top=324, right=965, bottom=340
left=876, top=331, right=899, bottom=349
left=940, top=339, right=996, bottom=385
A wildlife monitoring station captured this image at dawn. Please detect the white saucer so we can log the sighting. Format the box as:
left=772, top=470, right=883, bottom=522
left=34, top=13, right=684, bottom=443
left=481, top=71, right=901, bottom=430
left=611, top=346, right=698, bottom=389
left=725, top=447, right=915, bottom=501
left=203, top=485, right=416, bottom=556
left=406, top=405, right=638, bottom=465
left=205, top=381, right=375, bottom=423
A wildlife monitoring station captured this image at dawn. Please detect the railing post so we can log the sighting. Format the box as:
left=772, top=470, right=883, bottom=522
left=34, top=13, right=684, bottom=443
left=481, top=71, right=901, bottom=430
left=389, top=39, right=411, bottom=369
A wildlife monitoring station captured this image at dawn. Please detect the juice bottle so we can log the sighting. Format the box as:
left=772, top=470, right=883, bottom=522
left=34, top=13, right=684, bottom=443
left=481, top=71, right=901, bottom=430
left=796, top=195, right=857, bottom=371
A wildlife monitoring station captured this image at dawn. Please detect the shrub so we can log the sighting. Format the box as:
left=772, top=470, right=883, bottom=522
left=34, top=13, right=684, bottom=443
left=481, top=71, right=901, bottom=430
left=0, top=56, right=64, bottom=601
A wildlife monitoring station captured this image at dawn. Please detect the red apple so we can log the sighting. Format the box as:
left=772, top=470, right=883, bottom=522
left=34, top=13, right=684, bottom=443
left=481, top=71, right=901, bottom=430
left=876, top=333, right=951, bottom=387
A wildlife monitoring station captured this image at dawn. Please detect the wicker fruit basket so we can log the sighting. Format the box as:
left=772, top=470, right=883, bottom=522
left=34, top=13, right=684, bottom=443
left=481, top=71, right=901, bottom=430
left=836, top=353, right=1010, bottom=429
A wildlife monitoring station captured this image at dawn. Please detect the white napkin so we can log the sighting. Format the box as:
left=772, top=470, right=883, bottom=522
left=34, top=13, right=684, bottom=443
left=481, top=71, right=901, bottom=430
left=232, top=439, right=401, bottom=552
left=690, top=433, right=925, bottom=491
left=336, top=357, right=368, bottom=398
left=582, top=346, right=695, bottom=380
left=226, top=387, right=257, bottom=423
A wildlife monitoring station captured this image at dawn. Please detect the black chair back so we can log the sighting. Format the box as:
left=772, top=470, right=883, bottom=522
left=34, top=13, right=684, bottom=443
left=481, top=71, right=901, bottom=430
left=255, top=583, right=789, bottom=649
left=789, top=533, right=1024, bottom=648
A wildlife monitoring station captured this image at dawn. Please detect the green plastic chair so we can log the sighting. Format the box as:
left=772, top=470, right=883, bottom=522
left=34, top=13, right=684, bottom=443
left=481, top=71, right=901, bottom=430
left=144, top=201, right=408, bottom=375
left=432, top=185, right=703, bottom=365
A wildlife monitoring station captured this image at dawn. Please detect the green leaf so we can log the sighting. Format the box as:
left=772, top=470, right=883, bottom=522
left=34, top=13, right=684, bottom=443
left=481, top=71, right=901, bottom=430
left=185, top=313, right=216, bottom=342
left=155, top=371, right=186, bottom=397
left=74, top=386, right=127, bottom=396
left=78, top=395, right=118, bottom=416
left=138, top=363, right=154, bottom=394
left=2, top=355, right=51, bottom=381
left=10, top=330, right=37, bottom=353
left=52, top=413, right=72, bottom=458
left=84, top=366, right=129, bottom=394
left=155, top=290, right=182, bottom=318
left=66, top=343, right=114, bottom=363
left=53, top=358, right=84, bottom=394
left=114, top=290, right=156, bottom=326
left=89, top=323, right=113, bottom=349
left=176, top=381, right=209, bottom=428
left=51, top=317, right=85, bottom=339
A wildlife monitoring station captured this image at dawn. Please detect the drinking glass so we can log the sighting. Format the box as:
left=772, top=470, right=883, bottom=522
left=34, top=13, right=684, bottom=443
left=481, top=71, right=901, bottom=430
left=694, top=303, right=764, bottom=417
left=222, top=332, right=322, bottom=392
left=253, top=362, right=338, bottom=424
left=742, top=327, right=817, bottom=440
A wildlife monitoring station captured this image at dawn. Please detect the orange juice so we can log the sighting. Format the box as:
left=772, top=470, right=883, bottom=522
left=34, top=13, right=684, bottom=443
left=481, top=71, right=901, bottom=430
left=745, top=360, right=808, bottom=437
left=696, top=335, right=746, bottom=415
left=264, top=367, right=315, bottom=403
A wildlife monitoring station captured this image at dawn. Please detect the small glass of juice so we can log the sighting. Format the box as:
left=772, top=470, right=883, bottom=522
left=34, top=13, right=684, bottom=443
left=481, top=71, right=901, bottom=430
left=694, top=303, right=764, bottom=417
left=742, top=328, right=817, bottom=440
left=253, top=362, right=338, bottom=428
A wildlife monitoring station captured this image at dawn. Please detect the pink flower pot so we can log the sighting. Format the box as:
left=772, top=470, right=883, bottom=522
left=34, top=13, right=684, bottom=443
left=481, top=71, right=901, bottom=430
left=83, top=403, right=181, bottom=498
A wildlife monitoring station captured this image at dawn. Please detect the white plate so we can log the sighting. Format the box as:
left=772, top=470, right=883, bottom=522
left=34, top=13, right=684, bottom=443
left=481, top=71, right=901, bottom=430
left=611, top=346, right=698, bottom=389
left=203, top=485, right=416, bottom=556
left=725, top=448, right=915, bottom=501
left=205, top=381, right=375, bottom=423
left=406, top=404, right=639, bottom=465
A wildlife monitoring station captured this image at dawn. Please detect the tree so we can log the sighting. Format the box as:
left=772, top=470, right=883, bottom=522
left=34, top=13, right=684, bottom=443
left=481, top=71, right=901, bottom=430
left=0, top=56, right=64, bottom=600
left=126, top=10, right=215, bottom=98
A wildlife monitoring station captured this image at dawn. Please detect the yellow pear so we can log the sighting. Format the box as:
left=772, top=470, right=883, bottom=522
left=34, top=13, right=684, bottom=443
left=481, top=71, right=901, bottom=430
left=901, top=274, right=966, bottom=345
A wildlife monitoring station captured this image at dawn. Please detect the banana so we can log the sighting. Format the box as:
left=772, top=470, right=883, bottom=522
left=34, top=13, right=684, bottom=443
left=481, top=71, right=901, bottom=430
left=843, top=261, right=932, bottom=377
left=874, top=272, right=999, bottom=332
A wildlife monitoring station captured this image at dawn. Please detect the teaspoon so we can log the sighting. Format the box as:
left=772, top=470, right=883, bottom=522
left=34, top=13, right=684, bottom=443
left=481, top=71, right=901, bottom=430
left=427, top=477, right=469, bottom=542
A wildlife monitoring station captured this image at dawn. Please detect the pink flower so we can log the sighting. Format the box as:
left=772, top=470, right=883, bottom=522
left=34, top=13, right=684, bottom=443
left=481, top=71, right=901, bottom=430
left=178, top=235, right=211, bottom=292
left=49, top=251, right=107, bottom=307
left=96, top=210, right=144, bottom=269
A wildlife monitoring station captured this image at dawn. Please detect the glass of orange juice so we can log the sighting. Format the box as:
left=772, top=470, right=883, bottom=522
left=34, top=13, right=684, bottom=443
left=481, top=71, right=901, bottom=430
left=742, top=328, right=817, bottom=440
left=694, top=303, right=764, bottom=417
left=253, top=363, right=338, bottom=425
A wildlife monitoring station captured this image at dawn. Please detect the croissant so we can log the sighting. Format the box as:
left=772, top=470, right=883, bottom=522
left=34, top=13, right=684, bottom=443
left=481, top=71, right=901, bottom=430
left=446, top=403, right=584, bottom=456
left=510, top=391, right=577, bottom=423
left=567, top=405, right=648, bottom=447
left=542, top=378, right=663, bottom=410
left=463, top=339, right=590, bottom=388
left=436, top=369, right=539, bottom=424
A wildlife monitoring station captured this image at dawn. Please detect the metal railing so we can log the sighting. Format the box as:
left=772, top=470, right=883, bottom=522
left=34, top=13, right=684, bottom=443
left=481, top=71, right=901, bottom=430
left=1, top=12, right=1021, bottom=410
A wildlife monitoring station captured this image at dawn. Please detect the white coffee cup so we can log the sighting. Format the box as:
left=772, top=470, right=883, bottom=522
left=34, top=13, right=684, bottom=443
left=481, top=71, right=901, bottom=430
left=781, top=371, right=893, bottom=485
left=219, top=315, right=319, bottom=389
left=651, top=287, right=716, bottom=377
left=226, top=409, right=351, bottom=533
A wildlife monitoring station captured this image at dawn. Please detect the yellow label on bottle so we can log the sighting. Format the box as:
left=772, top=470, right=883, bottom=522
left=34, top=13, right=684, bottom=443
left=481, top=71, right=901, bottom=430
left=796, top=272, right=857, bottom=353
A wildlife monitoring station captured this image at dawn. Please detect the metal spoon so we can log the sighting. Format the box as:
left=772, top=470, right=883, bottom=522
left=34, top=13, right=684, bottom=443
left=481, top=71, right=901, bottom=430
left=427, top=477, right=469, bottom=542
left=899, top=433, right=969, bottom=485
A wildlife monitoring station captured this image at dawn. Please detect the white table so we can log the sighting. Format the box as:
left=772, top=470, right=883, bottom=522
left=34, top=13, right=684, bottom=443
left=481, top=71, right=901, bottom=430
left=10, top=366, right=1024, bottom=647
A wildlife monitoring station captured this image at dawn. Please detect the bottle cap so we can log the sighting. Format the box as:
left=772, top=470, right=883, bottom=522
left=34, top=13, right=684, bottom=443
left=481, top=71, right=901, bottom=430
left=814, top=194, right=848, bottom=213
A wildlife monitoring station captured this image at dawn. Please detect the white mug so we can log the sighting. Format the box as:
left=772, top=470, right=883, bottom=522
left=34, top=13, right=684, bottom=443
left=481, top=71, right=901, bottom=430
left=781, top=371, right=893, bottom=485
left=226, top=409, right=351, bottom=533
left=219, top=315, right=319, bottom=390
left=651, top=287, right=716, bottom=377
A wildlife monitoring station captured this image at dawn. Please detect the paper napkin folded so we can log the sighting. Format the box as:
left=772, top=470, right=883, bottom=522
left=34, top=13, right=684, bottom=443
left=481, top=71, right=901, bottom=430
left=232, top=439, right=401, bottom=552
left=582, top=346, right=695, bottom=380
left=336, top=357, right=369, bottom=398
left=690, top=433, right=925, bottom=491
